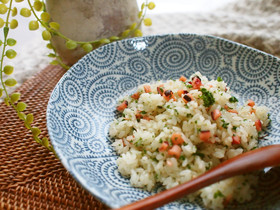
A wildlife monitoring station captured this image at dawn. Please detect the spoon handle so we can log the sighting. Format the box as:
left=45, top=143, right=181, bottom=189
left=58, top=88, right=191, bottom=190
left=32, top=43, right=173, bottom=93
left=115, top=144, right=280, bottom=210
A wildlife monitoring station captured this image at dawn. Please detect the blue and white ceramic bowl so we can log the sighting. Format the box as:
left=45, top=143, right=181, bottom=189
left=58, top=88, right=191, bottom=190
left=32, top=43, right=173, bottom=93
left=47, top=34, right=280, bottom=209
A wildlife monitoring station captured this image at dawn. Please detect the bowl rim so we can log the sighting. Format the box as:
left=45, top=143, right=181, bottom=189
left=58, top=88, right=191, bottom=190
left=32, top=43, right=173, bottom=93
left=46, top=33, right=280, bottom=208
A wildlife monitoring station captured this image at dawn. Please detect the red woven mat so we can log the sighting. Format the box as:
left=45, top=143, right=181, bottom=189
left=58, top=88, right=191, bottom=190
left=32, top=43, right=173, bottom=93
left=0, top=65, right=107, bottom=209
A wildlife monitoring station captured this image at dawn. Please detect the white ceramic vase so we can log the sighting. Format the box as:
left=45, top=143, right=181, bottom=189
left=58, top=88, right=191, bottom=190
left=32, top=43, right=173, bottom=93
left=46, top=0, right=139, bottom=65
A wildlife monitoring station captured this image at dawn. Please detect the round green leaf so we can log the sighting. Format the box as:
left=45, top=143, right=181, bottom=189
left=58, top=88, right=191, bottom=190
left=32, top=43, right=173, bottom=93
left=11, top=7, right=17, bottom=16
left=31, top=127, right=41, bottom=137
left=17, top=102, right=27, bottom=111
left=18, top=112, right=26, bottom=120
left=0, top=17, right=4, bottom=28
left=33, top=1, right=44, bottom=11
left=4, top=78, right=17, bottom=86
left=65, top=40, right=77, bottom=50
left=26, top=113, right=34, bottom=124
left=82, top=43, right=93, bottom=53
left=10, top=19, right=18, bottom=29
left=10, top=92, right=20, bottom=102
left=42, top=137, right=49, bottom=147
left=41, top=12, right=50, bottom=23
left=0, top=4, right=8, bottom=14
left=49, top=22, right=60, bottom=30
left=3, top=65, right=14, bottom=75
left=5, top=49, right=17, bottom=59
left=29, top=20, right=39, bottom=30
left=42, top=30, right=51, bottom=40
left=1, top=0, right=10, bottom=4
left=20, top=8, right=31, bottom=17
left=7, top=38, right=16, bottom=46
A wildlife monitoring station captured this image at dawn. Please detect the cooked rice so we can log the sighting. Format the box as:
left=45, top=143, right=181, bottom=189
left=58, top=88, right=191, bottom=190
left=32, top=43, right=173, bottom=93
left=109, top=72, right=269, bottom=209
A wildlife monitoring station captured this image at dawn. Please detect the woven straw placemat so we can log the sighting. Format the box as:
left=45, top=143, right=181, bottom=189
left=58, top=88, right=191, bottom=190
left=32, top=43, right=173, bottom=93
left=0, top=65, right=107, bottom=209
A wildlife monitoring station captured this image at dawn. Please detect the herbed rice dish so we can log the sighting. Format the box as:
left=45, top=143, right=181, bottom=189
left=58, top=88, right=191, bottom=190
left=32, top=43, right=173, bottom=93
left=109, top=72, right=270, bottom=209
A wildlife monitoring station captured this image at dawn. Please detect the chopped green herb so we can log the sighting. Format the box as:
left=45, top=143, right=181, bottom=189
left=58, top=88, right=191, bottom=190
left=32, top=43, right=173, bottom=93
left=122, top=113, right=125, bottom=117
left=214, top=190, right=224, bottom=199
left=152, top=157, right=158, bottom=162
left=192, top=152, right=205, bottom=158
left=185, top=104, right=189, bottom=109
left=187, top=164, right=191, bottom=169
left=200, top=88, right=215, bottom=107
left=186, top=113, right=193, bottom=118
left=179, top=155, right=186, bottom=161
left=166, top=105, right=171, bottom=109
left=174, top=109, right=179, bottom=116
left=186, top=84, right=193, bottom=88
left=140, top=111, right=147, bottom=114
left=232, top=126, right=237, bottom=131
left=157, top=105, right=163, bottom=109
left=229, top=96, right=238, bottom=103
left=154, top=173, right=159, bottom=180
left=159, top=138, right=163, bottom=143
left=217, top=76, right=223, bottom=82
left=221, top=119, right=229, bottom=129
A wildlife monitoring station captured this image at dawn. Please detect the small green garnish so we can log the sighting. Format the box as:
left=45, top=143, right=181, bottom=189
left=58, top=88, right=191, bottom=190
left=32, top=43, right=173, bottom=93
left=229, top=96, right=238, bottom=103
left=200, top=88, right=215, bottom=107
left=140, top=111, right=147, bottom=114
left=214, top=190, right=224, bottom=199
left=192, top=152, right=205, bottom=158
left=217, top=76, right=223, bottom=82
left=179, top=155, right=186, bottom=161
left=186, top=84, right=193, bottom=88
left=232, top=126, right=237, bottom=131
left=221, top=119, right=229, bottom=129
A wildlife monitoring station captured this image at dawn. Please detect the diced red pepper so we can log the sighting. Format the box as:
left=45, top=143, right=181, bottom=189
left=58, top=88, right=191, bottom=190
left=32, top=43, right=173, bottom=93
left=142, top=116, right=151, bottom=121
left=182, top=93, right=193, bottom=103
left=211, top=109, right=221, bottom=120
left=232, top=135, right=241, bottom=145
left=157, top=85, right=165, bottom=96
left=199, top=130, right=211, bottom=142
left=192, top=76, right=202, bottom=89
left=171, top=133, right=184, bottom=145
left=177, top=89, right=188, bottom=97
left=168, top=145, right=182, bottom=159
left=179, top=76, right=187, bottom=82
left=131, top=92, right=140, bottom=100
left=228, top=109, right=238, bottom=114
left=144, top=85, right=152, bottom=93
left=117, top=100, right=128, bottom=112
left=255, top=120, right=262, bottom=131
left=159, top=141, right=169, bottom=152
left=248, top=99, right=255, bottom=107
left=163, top=90, right=176, bottom=101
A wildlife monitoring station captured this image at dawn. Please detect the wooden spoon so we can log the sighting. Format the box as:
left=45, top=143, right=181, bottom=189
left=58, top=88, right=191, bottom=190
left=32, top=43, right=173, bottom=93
left=115, top=144, right=280, bottom=210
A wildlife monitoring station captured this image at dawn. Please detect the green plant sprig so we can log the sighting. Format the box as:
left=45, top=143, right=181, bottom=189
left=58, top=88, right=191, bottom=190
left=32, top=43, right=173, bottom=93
left=0, top=0, right=56, bottom=155
left=0, top=0, right=155, bottom=156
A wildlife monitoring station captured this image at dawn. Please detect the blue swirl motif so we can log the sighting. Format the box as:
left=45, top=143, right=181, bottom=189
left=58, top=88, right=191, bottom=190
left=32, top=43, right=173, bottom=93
left=61, top=108, right=97, bottom=140
left=128, top=56, right=151, bottom=75
left=197, top=49, right=221, bottom=75
left=152, top=39, right=194, bottom=79
left=98, top=159, right=131, bottom=189
left=178, top=33, right=197, bottom=42
left=47, top=113, right=66, bottom=144
left=61, top=78, right=83, bottom=107
left=268, top=103, right=280, bottom=138
left=194, top=37, right=206, bottom=51
left=240, top=84, right=270, bottom=106
left=236, top=49, right=273, bottom=82
left=70, top=59, right=88, bottom=79
left=88, top=85, right=119, bottom=117
left=117, top=76, right=139, bottom=92
left=90, top=43, right=117, bottom=68
left=217, top=39, right=240, bottom=56
left=117, top=38, right=146, bottom=55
